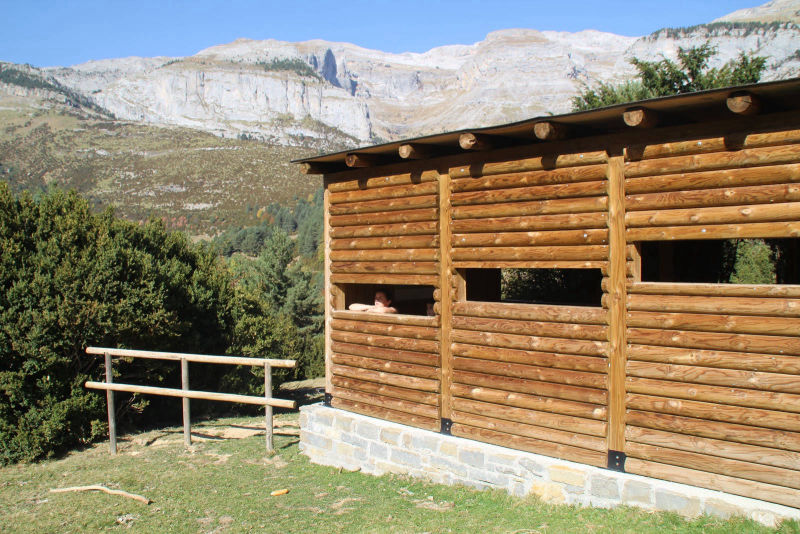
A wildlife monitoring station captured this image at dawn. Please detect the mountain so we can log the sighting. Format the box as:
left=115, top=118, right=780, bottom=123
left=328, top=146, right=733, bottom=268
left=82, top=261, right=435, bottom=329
left=714, top=0, right=800, bottom=23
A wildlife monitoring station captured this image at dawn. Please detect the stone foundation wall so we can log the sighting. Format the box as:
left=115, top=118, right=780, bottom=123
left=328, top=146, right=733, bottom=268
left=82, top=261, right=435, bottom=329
left=300, top=404, right=800, bottom=527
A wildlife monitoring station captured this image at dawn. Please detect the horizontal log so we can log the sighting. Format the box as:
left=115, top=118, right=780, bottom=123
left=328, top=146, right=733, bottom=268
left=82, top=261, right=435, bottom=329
left=452, top=343, right=607, bottom=373
left=329, top=194, right=438, bottom=216
left=454, top=369, right=608, bottom=405
left=625, top=457, right=800, bottom=509
left=327, top=170, right=439, bottom=193
left=453, top=410, right=606, bottom=452
left=625, top=143, right=800, bottom=178
left=331, top=396, right=439, bottom=432
left=627, top=281, right=800, bottom=298
left=626, top=182, right=800, bottom=212
left=451, top=212, right=608, bottom=233
left=84, top=382, right=295, bottom=408
left=330, top=220, right=438, bottom=239
left=331, top=363, right=439, bottom=392
left=332, top=353, right=439, bottom=380
left=627, top=376, right=800, bottom=414
left=454, top=396, right=607, bottom=437
left=398, top=143, right=437, bottom=160
left=627, top=441, right=800, bottom=492
left=331, top=385, right=438, bottom=419
left=452, top=314, right=607, bottom=341
left=534, top=121, right=569, bottom=141
left=626, top=410, right=800, bottom=452
left=329, top=248, right=439, bottom=262
left=449, top=151, right=608, bottom=179
left=453, top=300, right=606, bottom=324
left=451, top=164, right=606, bottom=193
left=627, top=310, right=800, bottom=337
left=452, top=329, right=607, bottom=356
left=627, top=327, right=800, bottom=356
left=331, top=330, right=438, bottom=354
left=626, top=425, right=800, bottom=472
left=627, top=221, right=800, bottom=241
left=727, top=92, right=761, bottom=116
left=331, top=341, right=438, bottom=367
left=345, top=153, right=386, bottom=168
left=330, top=273, right=439, bottom=286
left=452, top=245, right=609, bottom=262
left=459, top=132, right=494, bottom=151
left=623, top=107, right=659, bottom=128
left=452, top=382, right=606, bottom=420
left=625, top=163, right=800, bottom=195
left=329, top=181, right=438, bottom=205
left=626, top=293, right=800, bottom=317
left=627, top=360, right=800, bottom=394
left=453, top=228, right=608, bottom=247
left=625, top=127, right=800, bottom=162
left=452, top=260, right=608, bottom=270
left=331, top=375, right=439, bottom=406
left=331, top=235, right=438, bottom=250
left=331, top=261, right=439, bottom=275
left=452, top=180, right=607, bottom=206
left=451, top=422, right=607, bottom=467
left=626, top=202, right=800, bottom=228
left=85, top=347, right=296, bottom=368
left=300, top=162, right=339, bottom=175
left=332, top=310, right=438, bottom=327
left=331, top=318, right=439, bottom=341
left=452, top=196, right=607, bottom=219
left=330, top=208, right=437, bottom=227
left=454, top=356, right=607, bottom=389
left=627, top=344, right=800, bottom=376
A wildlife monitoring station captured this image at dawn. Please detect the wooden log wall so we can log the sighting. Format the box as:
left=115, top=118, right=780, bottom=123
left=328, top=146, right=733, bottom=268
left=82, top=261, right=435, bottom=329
left=622, top=127, right=800, bottom=508
left=327, top=170, right=442, bottom=431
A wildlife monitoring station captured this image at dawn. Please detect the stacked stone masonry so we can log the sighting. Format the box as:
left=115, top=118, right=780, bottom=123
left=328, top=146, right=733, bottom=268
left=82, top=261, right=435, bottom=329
left=300, top=404, right=800, bottom=528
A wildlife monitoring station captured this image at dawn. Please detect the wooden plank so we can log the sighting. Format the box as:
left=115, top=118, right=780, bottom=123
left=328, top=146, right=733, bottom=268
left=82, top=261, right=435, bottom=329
left=330, top=220, right=438, bottom=239
left=626, top=202, right=800, bottom=228
left=332, top=310, right=438, bottom=327
left=626, top=425, right=800, bottom=471
left=627, top=293, right=800, bottom=317
left=454, top=356, right=607, bottom=389
left=627, top=344, right=800, bottom=376
left=329, top=181, right=438, bottom=205
left=627, top=327, right=800, bottom=356
left=453, top=300, right=606, bottom=324
left=449, top=151, right=608, bottom=178
left=331, top=273, right=440, bottom=286
left=452, top=343, right=607, bottom=373
left=104, top=353, right=116, bottom=455
left=332, top=341, right=439, bottom=367
left=454, top=396, right=606, bottom=437
left=452, top=228, right=609, bottom=247
left=452, top=245, right=609, bottom=262
left=451, top=212, right=608, bottom=233
left=331, top=396, right=439, bottom=432
left=181, top=358, right=190, bottom=447
left=625, top=457, right=800, bottom=509
left=329, top=248, right=439, bottom=262
left=627, top=360, right=800, bottom=394
left=439, top=170, right=453, bottom=423
left=627, top=221, right=800, bottom=241
left=627, top=377, right=800, bottom=414
left=332, top=353, right=439, bottom=380
left=331, top=235, right=439, bottom=250
left=331, top=363, right=439, bottom=392
left=627, top=410, right=800, bottom=452
left=452, top=180, right=608, bottom=206
left=627, top=310, right=800, bottom=336
left=454, top=369, right=608, bottom=405
left=625, top=162, right=800, bottom=195
left=331, top=318, right=439, bottom=341
left=627, top=281, right=800, bottom=298
left=454, top=260, right=607, bottom=269
left=331, top=375, right=439, bottom=405
left=452, top=422, right=607, bottom=467
left=85, top=381, right=295, bottom=408
left=330, top=207, right=437, bottom=227
left=626, top=183, right=800, bottom=212
left=331, top=330, right=439, bottom=354
left=324, top=182, right=335, bottom=396
left=625, top=143, right=800, bottom=178
left=331, top=261, right=439, bottom=275
left=452, top=314, right=607, bottom=341
left=452, top=164, right=606, bottom=193
left=329, top=194, right=438, bottom=216
left=452, top=382, right=606, bottom=420
left=625, top=128, right=800, bottom=161
left=86, top=347, right=296, bottom=368
left=453, top=196, right=607, bottom=219
left=452, top=328, right=607, bottom=356
left=332, top=385, right=438, bottom=419
left=327, top=170, right=439, bottom=193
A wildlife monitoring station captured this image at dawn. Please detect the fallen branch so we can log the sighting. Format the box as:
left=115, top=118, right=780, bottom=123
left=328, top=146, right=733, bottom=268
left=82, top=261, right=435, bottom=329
left=50, top=485, right=151, bottom=504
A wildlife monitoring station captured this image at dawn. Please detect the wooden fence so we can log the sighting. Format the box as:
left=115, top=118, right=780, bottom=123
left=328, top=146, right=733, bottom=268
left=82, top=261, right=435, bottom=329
left=84, top=347, right=297, bottom=454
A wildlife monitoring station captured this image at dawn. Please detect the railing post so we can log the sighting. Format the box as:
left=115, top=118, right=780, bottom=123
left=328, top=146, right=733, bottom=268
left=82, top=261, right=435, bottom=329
left=181, top=357, right=191, bottom=447
left=265, top=363, right=273, bottom=454
left=104, top=352, right=117, bottom=455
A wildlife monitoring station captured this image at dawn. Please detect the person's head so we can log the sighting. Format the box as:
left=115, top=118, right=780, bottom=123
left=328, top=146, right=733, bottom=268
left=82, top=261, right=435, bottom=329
left=374, top=288, right=392, bottom=308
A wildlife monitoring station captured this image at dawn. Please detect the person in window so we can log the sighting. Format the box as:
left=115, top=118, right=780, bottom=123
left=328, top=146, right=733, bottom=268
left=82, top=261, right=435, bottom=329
left=348, top=288, right=397, bottom=314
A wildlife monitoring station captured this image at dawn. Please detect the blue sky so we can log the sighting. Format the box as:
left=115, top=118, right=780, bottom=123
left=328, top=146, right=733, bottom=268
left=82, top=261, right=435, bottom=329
left=3, top=0, right=761, bottom=67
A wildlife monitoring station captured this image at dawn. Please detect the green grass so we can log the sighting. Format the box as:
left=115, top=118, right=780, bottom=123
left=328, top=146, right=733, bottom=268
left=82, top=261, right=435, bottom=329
left=1, top=413, right=796, bottom=533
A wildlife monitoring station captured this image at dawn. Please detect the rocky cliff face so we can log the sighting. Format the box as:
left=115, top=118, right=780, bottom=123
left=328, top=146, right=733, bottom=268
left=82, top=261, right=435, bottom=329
left=40, top=1, right=800, bottom=148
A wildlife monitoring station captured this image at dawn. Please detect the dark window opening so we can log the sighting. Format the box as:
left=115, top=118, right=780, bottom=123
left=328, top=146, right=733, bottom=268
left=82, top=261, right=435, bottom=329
left=341, top=284, right=436, bottom=316
left=640, top=239, right=800, bottom=284
left=465, top=268, right=603, bottom=307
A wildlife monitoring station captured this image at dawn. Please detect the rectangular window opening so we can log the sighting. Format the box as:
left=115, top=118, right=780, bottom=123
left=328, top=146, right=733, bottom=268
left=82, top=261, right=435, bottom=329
left=340, top=283, right=436, bottom=316
left=640, top=238, right=800, bottom=284
left=465, top=268, right=603, bottom=307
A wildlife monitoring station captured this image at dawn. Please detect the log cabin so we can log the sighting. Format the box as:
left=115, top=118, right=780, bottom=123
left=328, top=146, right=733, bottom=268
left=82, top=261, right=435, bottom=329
left=295, top=78, right=800, bottom=510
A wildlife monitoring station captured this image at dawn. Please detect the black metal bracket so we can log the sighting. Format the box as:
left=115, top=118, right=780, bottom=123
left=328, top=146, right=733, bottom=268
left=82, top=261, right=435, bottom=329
left=440, top=418, right=453, bottom=435
left=607, top=450, right=626, bottom=472
left=324, top=393, right=332, bottom=407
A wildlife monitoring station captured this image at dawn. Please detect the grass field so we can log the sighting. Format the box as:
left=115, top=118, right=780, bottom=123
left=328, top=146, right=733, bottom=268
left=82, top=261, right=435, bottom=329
left=1, top=412, right=797, bottom=534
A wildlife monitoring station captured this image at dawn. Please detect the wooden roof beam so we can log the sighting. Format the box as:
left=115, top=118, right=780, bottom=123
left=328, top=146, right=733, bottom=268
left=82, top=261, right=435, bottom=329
left=398, top=143, right=437, bottom=160
left=345, top=153, right=386, bottom=168
left=300, top=162, right=341, bottom=175
left=533, top=121, right=569, bottom=141
left=727, top=91, right=761, bottom=116
left=459, top=132, right=495, bottom=151
left=623, top=107, right=659, bottom=128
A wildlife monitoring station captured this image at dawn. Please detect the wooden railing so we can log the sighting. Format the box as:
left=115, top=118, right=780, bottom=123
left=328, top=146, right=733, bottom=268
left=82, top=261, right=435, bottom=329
left=85, top=347, right=297, bottom=454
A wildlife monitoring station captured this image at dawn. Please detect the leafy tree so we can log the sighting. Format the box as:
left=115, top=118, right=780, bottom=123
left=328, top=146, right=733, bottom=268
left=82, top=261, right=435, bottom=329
left=572, top=44, right=767, bottom=111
